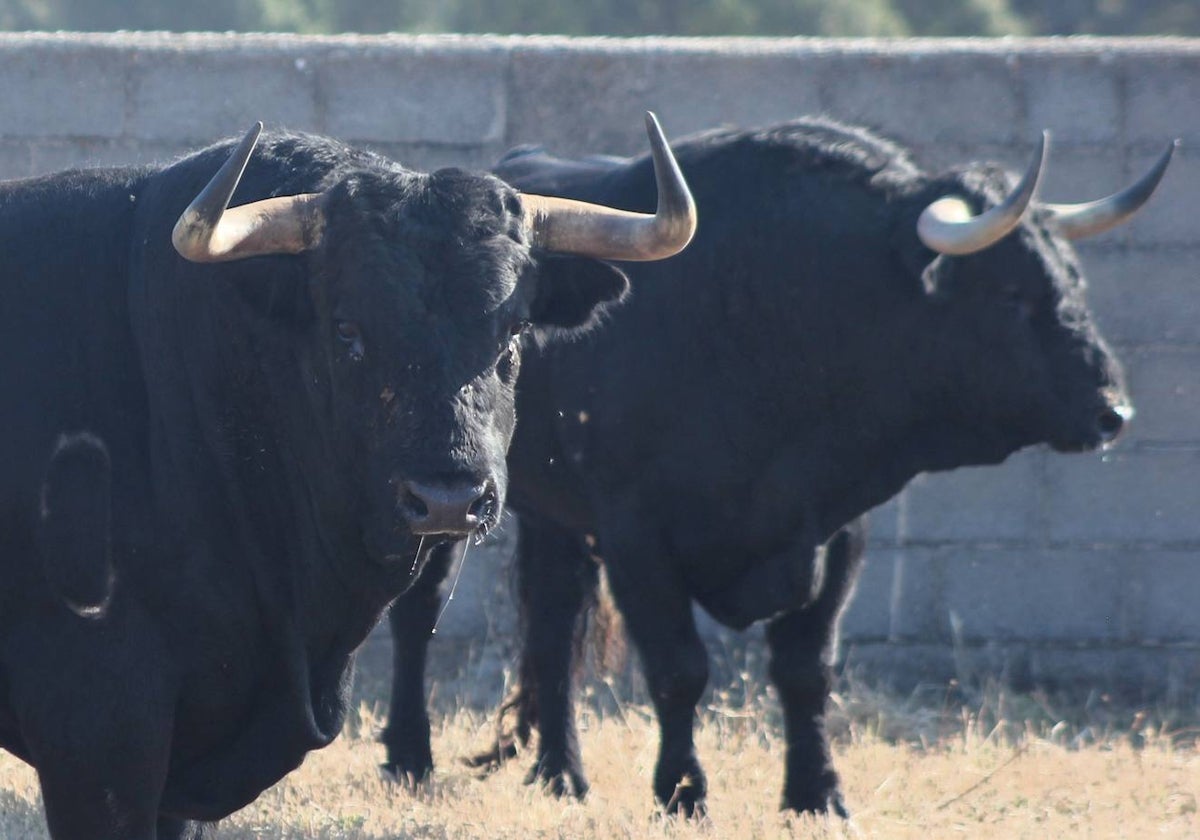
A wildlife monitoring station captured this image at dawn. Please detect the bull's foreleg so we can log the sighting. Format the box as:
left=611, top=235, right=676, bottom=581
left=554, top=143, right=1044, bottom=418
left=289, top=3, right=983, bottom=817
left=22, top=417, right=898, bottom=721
left=13, top=610, right=177, bottom=839
left=765, top=520, right=866, bottom=817
left=155, top=817, right=211, bottom=839
left=381, top=542, right=457, bottom=786
left=515, top=514, right=597, bottom=799
left=601, top=519, right=709, bottom=817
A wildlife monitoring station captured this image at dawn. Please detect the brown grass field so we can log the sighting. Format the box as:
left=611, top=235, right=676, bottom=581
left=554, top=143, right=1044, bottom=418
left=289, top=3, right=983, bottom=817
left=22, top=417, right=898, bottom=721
left=1, top=675, right=1196, bottom=839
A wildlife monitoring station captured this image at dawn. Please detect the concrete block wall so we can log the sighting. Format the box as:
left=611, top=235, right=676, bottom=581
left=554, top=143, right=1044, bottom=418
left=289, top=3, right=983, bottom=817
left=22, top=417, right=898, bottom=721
left=1, top=32, right=1195, bottom=697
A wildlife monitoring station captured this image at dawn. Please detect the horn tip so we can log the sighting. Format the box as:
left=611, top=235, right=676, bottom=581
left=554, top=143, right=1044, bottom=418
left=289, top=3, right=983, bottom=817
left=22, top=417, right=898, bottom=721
left=242, top=121, right=265, bottom=144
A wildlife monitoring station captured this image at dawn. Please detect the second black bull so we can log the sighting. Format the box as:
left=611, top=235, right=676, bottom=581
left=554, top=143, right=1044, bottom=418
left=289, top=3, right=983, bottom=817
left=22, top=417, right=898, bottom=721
left=383, top=118, right=1173, bottom=816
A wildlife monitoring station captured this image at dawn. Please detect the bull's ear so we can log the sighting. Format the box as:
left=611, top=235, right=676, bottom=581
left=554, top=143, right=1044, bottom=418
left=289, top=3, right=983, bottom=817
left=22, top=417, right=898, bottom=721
left=530, top=256, right=630, bottom=332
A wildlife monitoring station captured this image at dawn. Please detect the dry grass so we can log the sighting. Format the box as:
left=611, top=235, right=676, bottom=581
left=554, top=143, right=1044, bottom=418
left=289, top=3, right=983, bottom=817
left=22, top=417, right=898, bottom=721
left=2, top=686, right=1196, bottom=839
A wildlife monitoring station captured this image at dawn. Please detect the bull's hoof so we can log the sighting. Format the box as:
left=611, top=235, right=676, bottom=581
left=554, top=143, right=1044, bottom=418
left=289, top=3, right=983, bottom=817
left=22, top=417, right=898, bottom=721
left=461, top=736, right=520, bottom=773
left=379, top=757, right=433, bottom=791
left=523, top=759, right=589, bottom=800
left=783, top=788, right=849, bottom=819
left=662, top=775, right=708, bottom=818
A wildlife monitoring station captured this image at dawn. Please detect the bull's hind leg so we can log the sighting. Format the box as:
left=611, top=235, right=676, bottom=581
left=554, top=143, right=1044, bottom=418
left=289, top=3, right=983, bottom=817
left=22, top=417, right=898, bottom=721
left=765, top=520, right=866, bottom=817
left=382, top=542, right=457, bottom=786
left=515, top=514, right=598, bottom=799
left=601, top=518, right=710, bottom=816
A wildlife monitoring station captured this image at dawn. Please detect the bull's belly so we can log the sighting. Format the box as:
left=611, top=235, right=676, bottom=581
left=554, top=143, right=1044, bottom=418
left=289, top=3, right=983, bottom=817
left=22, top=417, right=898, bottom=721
left=655, top=497, right=819, bottom=629
left=0, top=723, right=31, bottom=765
left=0, top=660, right=28, bottom=762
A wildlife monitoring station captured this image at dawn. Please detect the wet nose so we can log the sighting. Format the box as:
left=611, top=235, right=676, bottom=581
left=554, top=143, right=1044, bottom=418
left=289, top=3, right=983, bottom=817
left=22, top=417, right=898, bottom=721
left=398, top=479, right=496, bottom=536
left=1097, top=404, right=1133, bottom=443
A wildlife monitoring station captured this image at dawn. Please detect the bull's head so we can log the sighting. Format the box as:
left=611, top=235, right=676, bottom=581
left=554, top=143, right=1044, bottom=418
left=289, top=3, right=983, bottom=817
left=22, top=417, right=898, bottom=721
left=904, top=134, right=1174, bottom=455
left=172, top=117, right=695, bottom=569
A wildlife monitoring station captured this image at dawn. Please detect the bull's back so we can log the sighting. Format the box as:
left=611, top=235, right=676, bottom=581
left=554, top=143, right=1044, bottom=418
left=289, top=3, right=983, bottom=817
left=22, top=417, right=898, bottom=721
left=500, top=124, right=908, bottom=546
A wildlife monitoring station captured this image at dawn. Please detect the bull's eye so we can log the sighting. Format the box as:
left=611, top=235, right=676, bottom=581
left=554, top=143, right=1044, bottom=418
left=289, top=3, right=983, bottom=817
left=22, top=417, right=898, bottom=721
left=503, top=320, right=530, bottom=358
left=335, top=320, right=365, bottom=361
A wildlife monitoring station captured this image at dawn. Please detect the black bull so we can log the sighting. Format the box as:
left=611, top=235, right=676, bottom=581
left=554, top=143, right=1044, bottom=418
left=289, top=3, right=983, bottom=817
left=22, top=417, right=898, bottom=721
left=384, top=118, right=1173, bottom=816
left=0, top=116, right=694, bottom=840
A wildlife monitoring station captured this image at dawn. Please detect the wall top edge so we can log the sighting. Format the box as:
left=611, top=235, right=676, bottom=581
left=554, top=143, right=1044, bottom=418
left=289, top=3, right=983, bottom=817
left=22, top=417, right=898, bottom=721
left=0, top=31, right=1198, bottom=57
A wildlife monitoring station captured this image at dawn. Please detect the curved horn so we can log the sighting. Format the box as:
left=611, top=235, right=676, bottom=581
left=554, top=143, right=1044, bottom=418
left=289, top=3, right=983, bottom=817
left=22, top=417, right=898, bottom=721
left=173, top=122, right=326, bottom=263
left=917, top=132, right=1048, bottom=256
left=1043, top=140, right=1178, bottom=240
left=520, top=112, right=697, bottom=262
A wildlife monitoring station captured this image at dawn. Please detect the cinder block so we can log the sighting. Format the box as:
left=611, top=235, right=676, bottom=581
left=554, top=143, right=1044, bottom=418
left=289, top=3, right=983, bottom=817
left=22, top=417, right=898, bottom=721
left=0, top=139, right=31, bottom=178
left=845, top=640, right=1200, bottom=700
left=817, top=50, right=1020, bottom=149
left=128, top=44, right=321, bottom=143
left=940, top=549, right=1126, bottom=643
left=1123, top=347, right=1200, bottom=445
left=865, top=496, right=900, bottom=548
left=355, top=140, right=500, bottom=175
left=1020, top=53, right=1121, bottom=145
left=28, top=138, right=197, bottom=176
left=837, top=641, right=955, bottom=690
left=1136, top=550, right=1200, bottom=642
left=839, top=549, right=896, bottom=642
left=507, top=41, right=824, bottom=157
left=901, top=449, right=1042, bottom=545
left=1043, top=448, right=1200, bottom=544
left=908, top=140, right=1042, bottom=182
left=0, top=42, right=126, bottom=138
left=888, top=548, right=946, bottom=641
left=1036, top=142, right=1132, bottom=249
left=1124, top=53, right=1200, bottom=147
left=616, top=48, right=823, bottom=146
left=1084, top=245, right=1200, bottom=346
left=1037, top=142, right=1127, bottom=205
left=321, top=42, right=507, bottom=145
left=505, top=44, right=673, bottom=156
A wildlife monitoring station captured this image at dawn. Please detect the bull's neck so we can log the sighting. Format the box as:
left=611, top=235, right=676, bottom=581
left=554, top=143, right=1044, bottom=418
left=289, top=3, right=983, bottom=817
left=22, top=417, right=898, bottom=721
left=808, top=305, right=986, bottom=537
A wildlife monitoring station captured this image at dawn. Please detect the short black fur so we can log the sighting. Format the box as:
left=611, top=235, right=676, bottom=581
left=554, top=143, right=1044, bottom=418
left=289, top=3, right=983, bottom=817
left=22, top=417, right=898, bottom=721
left=384, top=117, right=1130, bottom=817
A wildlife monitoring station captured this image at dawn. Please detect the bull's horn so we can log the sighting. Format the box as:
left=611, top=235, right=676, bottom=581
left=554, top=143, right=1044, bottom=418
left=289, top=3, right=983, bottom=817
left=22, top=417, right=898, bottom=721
left=520, top=112, right=697, bottom=262
left=173, top=122, right=326, bottom=263
left=917, top=132, right=1048, bottom=256
left=1043, top=140, right=1178, bottom=240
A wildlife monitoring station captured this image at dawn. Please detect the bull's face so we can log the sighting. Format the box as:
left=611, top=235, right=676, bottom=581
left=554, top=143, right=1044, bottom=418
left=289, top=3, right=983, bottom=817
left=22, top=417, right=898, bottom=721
left=171, top=120, right=694, bottom=568
left=921, top=201, right=1128, bottom=455
left=907, top=147, right=1162, bottom=457
left=313, top=169, right=628, bottom=562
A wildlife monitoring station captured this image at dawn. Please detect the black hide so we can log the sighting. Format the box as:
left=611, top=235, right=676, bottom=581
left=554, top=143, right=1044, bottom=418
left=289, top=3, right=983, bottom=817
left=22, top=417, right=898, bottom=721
left=0, top=131, right=626, bottom=840
left=382, top=119, right=1132, bottom=815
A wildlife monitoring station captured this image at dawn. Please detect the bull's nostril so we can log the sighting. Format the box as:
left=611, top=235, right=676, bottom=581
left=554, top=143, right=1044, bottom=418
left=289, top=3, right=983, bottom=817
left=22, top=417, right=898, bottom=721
left=398, top=479, right=490, bottom=536
left=401, top=489, right=429, bottom=520
left=468, top=485, right=498, bottom=522
left=1097, top=406, right=1126, bottom=440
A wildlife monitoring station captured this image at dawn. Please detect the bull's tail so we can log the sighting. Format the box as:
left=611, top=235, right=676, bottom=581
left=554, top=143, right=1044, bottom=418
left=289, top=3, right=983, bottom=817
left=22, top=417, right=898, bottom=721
left=36, top=432, right=114, bottom=618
